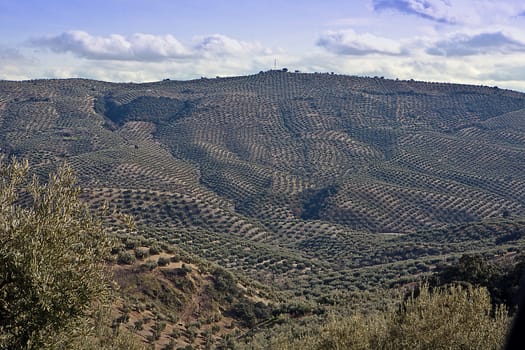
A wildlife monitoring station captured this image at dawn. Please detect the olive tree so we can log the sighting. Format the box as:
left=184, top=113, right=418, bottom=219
left=388, top=284, right=509, bottom=349
left=0, top=159, right=114, bottom=349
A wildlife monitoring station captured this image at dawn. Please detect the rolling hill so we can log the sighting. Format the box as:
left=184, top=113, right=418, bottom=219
left=2, top=70, right=525, bottom=311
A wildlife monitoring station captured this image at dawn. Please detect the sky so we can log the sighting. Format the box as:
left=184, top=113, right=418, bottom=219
left=2, top=0, right=525, bottom=91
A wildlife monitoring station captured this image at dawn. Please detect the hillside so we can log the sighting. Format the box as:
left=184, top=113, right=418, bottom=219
left=108, top=235, right=276, bottom=349
left=1, top=71, right=525, bottom=306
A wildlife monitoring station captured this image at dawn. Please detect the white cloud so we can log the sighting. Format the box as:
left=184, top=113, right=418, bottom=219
left=317, top=30, right=405, bottom=56
left=0, top=47, right=36, bottom=80
left=372, top=0, right=457, bottom=24
left=22, top=30, right=276, bottom=81
left=371, top=0, right=525, bottom=26
left=427, top=30, right=525, bottom=56
left=0, top=47, right=24, bottom=60
left=4, top=39, right=280, bottom=83
left=3, top=46, right=525, bottom=92
left=2, top=26, right=524, bottom=93
left=479, top=64, right=525, bottom=82
left=194, top=34, right=268, bottom=57
left=30, top=31, right=271, bottom=63
left=31, top=31, right=192, bottom=61
left=287, top=39, right=525, bottom=92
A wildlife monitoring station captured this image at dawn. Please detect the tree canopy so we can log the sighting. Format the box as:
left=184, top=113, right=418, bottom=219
left=0, top=159, right=114, bottom=349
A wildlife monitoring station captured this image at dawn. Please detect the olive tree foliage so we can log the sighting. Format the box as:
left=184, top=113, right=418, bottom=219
left=0, top=159, right=115, bottom=349
left=246, top=284, right=509, bottom=350
left=387, top=284, right=509, bottom=349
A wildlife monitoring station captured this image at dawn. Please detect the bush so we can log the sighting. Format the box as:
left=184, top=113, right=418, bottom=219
left=157, top=256, right=170, bottom=267
left=149, top=245, right=161, bottom=255
left=212, top=268, right=238, bottom=295
left=228, top=298, right=272, bottom=328
left=134, top=247, right=149, bottom=260
left=117, top=251, right=136, bottom=265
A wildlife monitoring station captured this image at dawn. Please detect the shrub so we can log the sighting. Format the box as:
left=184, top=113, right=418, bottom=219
left=134, top=247, right=149, bottom=260
left=117, top=251, right=136, bottom=265
left=157, top=256, right=170, bottom=267
left=149, top=245, right=162, bottom=255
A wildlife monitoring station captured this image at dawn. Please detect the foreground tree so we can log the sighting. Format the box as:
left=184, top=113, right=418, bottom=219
left=0, top=159, right=117, bottom=349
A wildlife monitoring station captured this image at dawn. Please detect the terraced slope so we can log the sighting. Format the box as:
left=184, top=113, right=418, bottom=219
left=1, top=72, right=525, bottom=298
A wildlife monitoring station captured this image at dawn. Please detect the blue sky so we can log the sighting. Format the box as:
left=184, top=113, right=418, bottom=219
left=2, top=0, right=525, bottom=91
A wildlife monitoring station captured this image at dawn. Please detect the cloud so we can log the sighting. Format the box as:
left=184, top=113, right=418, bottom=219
left=427, top=31, right=525, bottom=56
left=317, top=30, right=405, bottom=56
left=31, top=31, right=192, bottom=61
left=0, top=47, right=38, bottom=80
left=194, top=34, right=268, bottom=57
left=371, top=1, right=525, bottom=27
left=11, top=29, right=525, bottom=93
left=30, top=31, right=270, bottom=63
left=0, top=47, right=24, bottom=61
left=479, top=65, right=525, bottom=82
left=372, top=0, right=457, bottom=24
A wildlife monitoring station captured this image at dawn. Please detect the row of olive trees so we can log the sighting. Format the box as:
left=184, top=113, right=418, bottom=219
left=0, top=159, right=143, bottom=349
